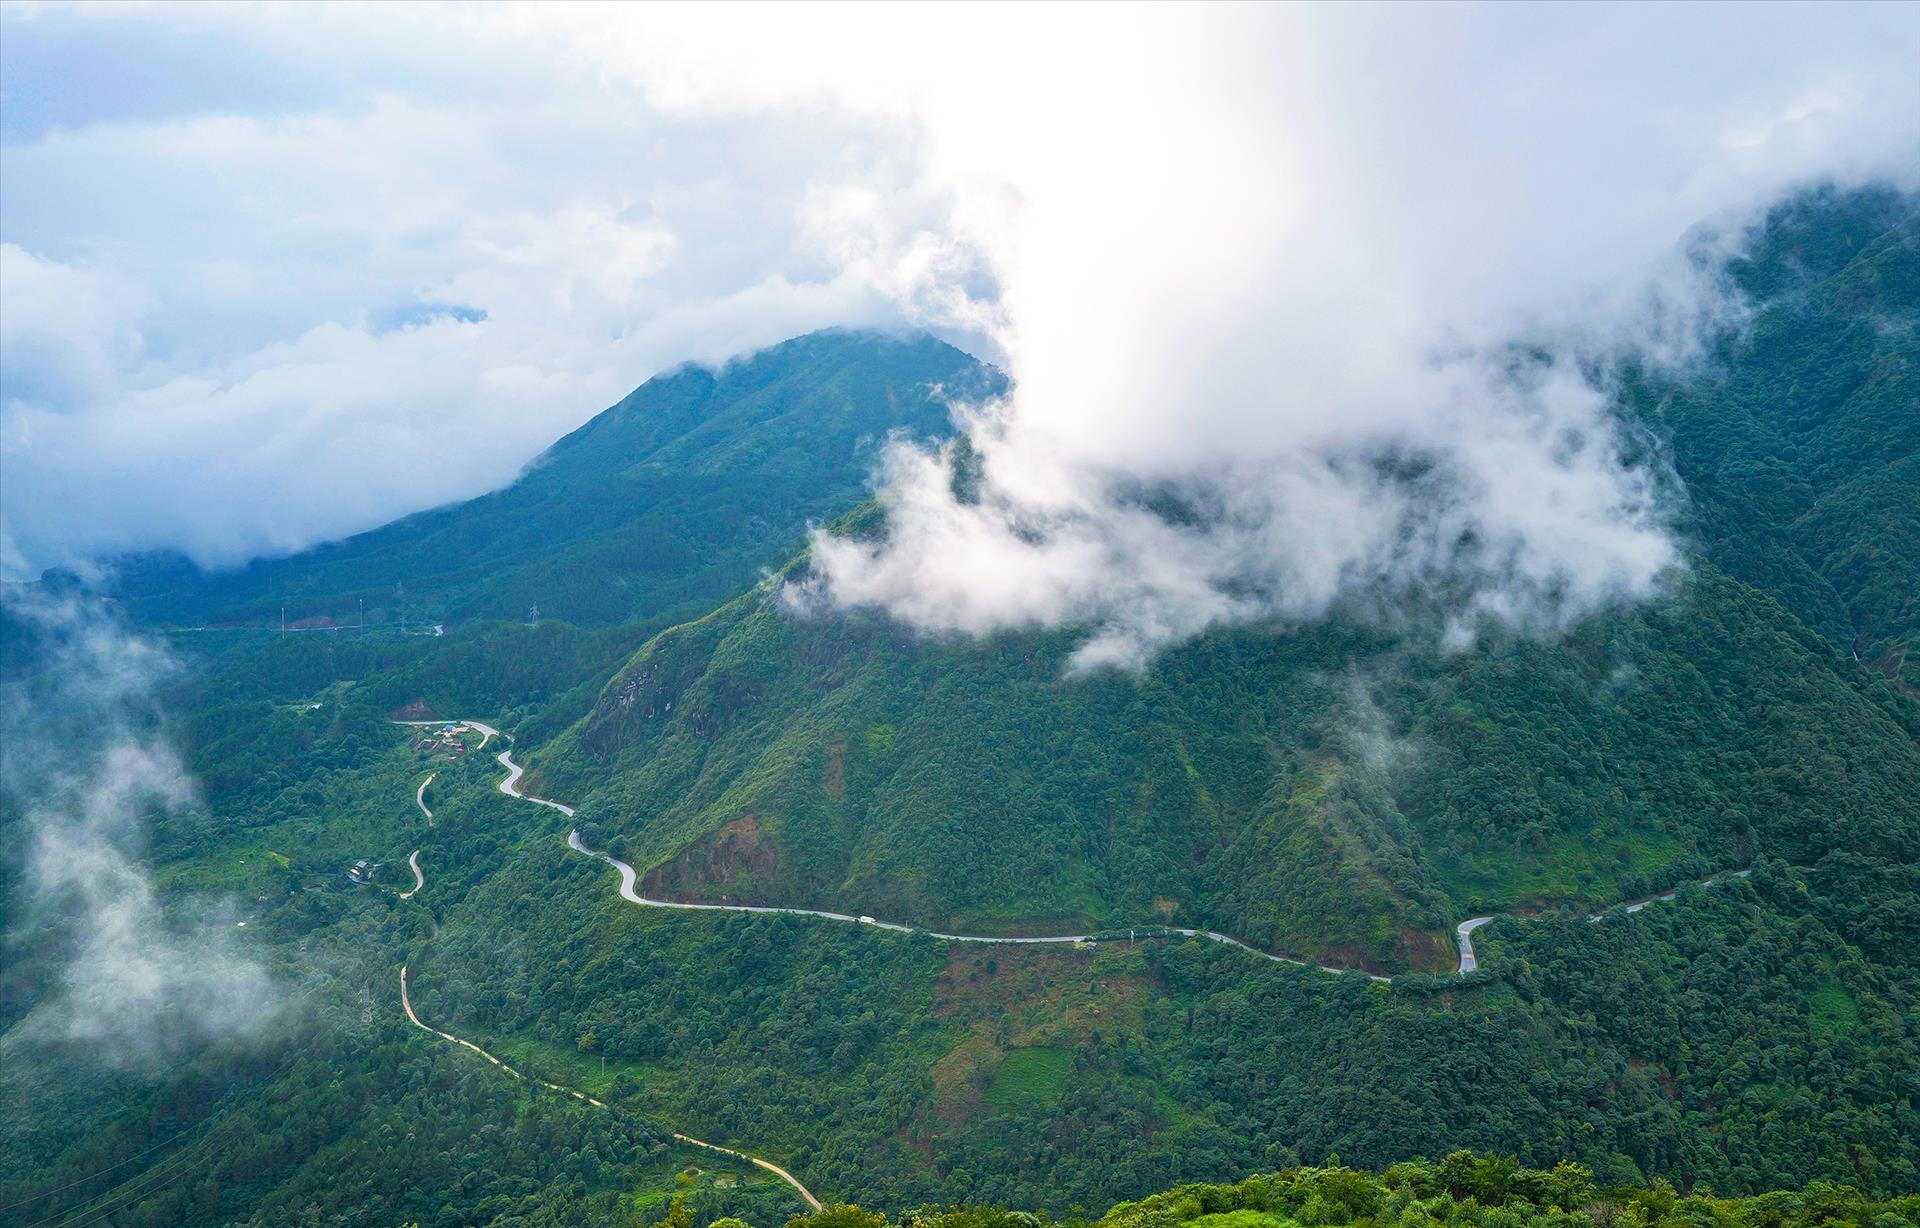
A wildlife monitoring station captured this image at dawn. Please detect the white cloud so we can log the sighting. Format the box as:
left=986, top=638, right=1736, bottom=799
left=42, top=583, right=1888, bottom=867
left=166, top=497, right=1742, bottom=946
left=0, top=7, right=926, bottom=572
left=1, top=592, right=277, bottom=1062
left=1, top=2, right=1915, bottom=668
left=719, top=3, right=1918, bottom=665
left=0, top=244, right=151, bottom=411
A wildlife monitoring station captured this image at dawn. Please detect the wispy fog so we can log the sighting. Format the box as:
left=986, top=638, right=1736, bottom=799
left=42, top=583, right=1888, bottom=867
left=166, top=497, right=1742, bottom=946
left=1, top=594, right=275, bottom=1064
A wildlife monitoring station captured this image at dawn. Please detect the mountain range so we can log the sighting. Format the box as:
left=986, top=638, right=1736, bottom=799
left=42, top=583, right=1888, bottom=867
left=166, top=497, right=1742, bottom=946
left=1, top=184, right=1915, bottom=1223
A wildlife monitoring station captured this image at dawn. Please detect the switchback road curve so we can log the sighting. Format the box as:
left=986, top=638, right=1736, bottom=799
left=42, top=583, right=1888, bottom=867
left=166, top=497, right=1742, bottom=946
left=390, top=722, right=821, bottom=1211
left=457, top=720, right=1755, bottom=981
left=402, top=719, right=1757, bottom=979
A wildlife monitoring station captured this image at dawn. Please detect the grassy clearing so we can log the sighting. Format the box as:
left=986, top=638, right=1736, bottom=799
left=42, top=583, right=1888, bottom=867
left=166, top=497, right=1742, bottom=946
left=488, top=1034, right=664, bottom=1100
left=1432, top=827, right=1688, bottom=911
left=1189, top=1213, right=1294, bottom=1228
left=1808, top=981, right=1861, bottom=1036
left=983, top=1046, right=1073, bottom=1112
left=621, top=1148, right=798, bottom=1220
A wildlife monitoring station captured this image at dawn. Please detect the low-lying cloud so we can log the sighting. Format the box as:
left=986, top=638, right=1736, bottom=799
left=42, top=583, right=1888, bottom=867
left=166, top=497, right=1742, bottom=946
left=2, top=5, right=1916, bottom=667
left=805, top=355, right=1683, bottom=668
left=760, top=6, right=1920, bottom=666
left=1, top=593, right=275, bottom=1063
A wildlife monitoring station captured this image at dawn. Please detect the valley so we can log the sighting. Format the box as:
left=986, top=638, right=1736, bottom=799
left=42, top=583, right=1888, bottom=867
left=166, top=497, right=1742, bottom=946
left=2, top=187, right=1916, bottom=1222
left=391, top=714, right=1790, bottom=1213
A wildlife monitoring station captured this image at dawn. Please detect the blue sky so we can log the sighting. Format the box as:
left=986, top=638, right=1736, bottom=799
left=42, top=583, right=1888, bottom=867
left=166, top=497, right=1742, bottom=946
left=0, top=4, right=919, bottom=575
left=2, top=3, right=1915, bottom=654
left=1, top=10, right=329, bottom=142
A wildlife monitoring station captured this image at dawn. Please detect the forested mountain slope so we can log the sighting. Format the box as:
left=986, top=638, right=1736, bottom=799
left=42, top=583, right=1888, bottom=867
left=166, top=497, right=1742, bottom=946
left=1651, top=184, right=1919, bottom=686
left=532, top=188, right=1920, bottom=971
left=93, top=330, right=991, bottom=630
left=724, top=1159, right=1916, bottom=1228
left=4, top=185, right=1916, bottom=1224
left=10, top=701, right=1910, bottom=1217
left=544, top=550, right=1915, bottom=972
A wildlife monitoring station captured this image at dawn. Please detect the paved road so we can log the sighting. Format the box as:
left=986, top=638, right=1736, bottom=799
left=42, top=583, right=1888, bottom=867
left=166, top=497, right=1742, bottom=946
left=494, top=746, right=573, bottom=817
left=565, top=828, right=1396, bottom=981
left=1453, top=916, right=1496, bottom=973
left=1609, top=869, right=1753, bottom=915
left=416, top=773, right=436, bottom=825
left=391, top=715, right=1763, bottom=1210
left=406, top=718, right=1757, bottom=984
left=400, top=850, right=425, bottom=900
left=398, top=963, right=821, bottom=1207
left=1451, top=868, right=1757, bottom=971
left=506, top=736, right=1748, bottom=983
left=390, top=722, right=820, bottom=1210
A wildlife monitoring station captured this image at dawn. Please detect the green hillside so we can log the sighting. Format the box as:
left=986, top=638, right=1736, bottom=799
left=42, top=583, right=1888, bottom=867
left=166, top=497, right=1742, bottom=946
left=536, top=553, right=1915, bottom=971
left=95, top=329, right=993, bottom=631
left=1650, top=184, right=1920, bottom=686
left=530, top=186, right=1920, bottom=969
left=9, top=706, right=1909, bottom=1215
left=3, top=186, right=1917, bottom=1224
left=763, top=1161, right=1920, bottom=1228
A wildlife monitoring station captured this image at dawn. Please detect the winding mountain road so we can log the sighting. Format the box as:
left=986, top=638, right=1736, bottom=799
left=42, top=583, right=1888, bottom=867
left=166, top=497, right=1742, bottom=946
left=400, top=850, right=425, bottom=900
left=565, top=828, right=1400, bottom=977
left=388, top=715, right=1764, bottom=1209
left=1610, top=870, right=1753, bottom=914
left=399, top=964, right=821, bottom=1207
left=488, top=733, right=1752, bottom=982
left=402, top=718, right=1759, bottom=981
left=391, top=721, right=821, bottom=1211
left=397, top=764, right=437, bottom=903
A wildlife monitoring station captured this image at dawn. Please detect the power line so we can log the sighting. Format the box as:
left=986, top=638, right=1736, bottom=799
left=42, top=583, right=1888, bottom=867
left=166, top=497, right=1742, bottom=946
left=32, top=1108, right=246, bottom=1228
left=1, top=1111, right=208, bottom=1214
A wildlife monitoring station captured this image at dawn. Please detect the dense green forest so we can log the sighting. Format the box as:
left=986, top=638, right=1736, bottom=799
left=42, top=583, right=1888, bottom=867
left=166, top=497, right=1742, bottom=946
left=13, top=704, right=1907, bottom=1219
left=537, top=554, right=1915, bottom=969
left=505, top=188, right=1920, bottom=970
left=695, top=1160, right=1920, bottom=1228
left=412, top=811, right=1915, bottom=1205
left=1, top=186, right=1915, bottom=1224
left=1651, top=184, right=1919, bottom=688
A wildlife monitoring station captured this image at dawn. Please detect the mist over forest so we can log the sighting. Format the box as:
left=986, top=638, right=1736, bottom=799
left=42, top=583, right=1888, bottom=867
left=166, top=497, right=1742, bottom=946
left=2, top=5, right=1917, bottom=1226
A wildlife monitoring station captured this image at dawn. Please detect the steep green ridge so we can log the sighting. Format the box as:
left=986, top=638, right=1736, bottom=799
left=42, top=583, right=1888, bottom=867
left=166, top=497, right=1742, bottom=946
left=546, top=600, right=1451, bottom=966
left=95, top=329, right=993, bottom=630
left=517, top=186, right=1918, bottom=969
left=3, top=186, right=1917, bottom=1224
left=1651, top=184, right=1920, bottom=686
left=540, top=557, right=1914, bottom=971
